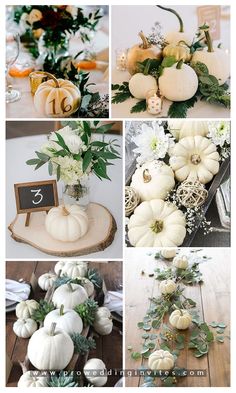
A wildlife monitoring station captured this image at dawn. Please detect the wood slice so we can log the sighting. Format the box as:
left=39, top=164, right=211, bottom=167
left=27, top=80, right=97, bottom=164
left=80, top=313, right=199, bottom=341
left=8, top=203, right=117, bottom=257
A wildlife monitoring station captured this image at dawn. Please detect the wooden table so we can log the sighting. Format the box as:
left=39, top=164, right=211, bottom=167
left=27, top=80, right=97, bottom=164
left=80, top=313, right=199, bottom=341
left=125, top=249, right=230, bottom=387
left=6, top=261, right=122, bottom=387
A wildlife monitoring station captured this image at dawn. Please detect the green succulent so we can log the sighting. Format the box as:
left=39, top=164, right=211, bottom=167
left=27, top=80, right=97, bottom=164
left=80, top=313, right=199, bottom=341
left=70, top=333, right=96, bottom=355
left=31, top=300, right=55, bottom=323
left=48, top=372, right=79, bottom=387
left=74, top=298, right=98, bottom=326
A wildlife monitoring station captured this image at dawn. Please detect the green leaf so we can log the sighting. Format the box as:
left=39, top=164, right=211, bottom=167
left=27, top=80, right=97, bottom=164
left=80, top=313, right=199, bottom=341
left=83, top=121, right=92, bottom=137
left=131, top=352, right=141, bottom=360
left=26, top=158, right=41, bottom=165
left=137, top=322, right=144, bottom=329
left=36, top=151, right=50, bottom=162
left=209, top=321, right=218, bottom=328
left=163, top=376, right=174, bottom=387
left=93, top=161, right=111, bottom=180
left=149, top=334, right=158, bottom=340
left=143, top=323, right=151, bottom=331
left=152, top=319, right=160, bottom=329
left=56, top=165, right=61, bottom=182
left=217, top=323, right=226, bottom=329
left=99, top=151, right=120, bottom=160
left=54, top=132, right=70, bottom=152
left=194, top=350, right=204, bottom=358
left=216, top=336, right=224, bottom=343
left=141, top=346, right=150, bottom=354
left=168, top=94, right=198, bottom=118
left=35, top=161, right=46, bottom=170
left=130, top=99, right=147, bottom=113
left=83, top=150, right=92, bottom=172
left=161, top=56, right=177, bottom=68
left=95, top=123, right=115, bottom=133
left=216, top=329, right=225, bottom=334
left=146, top=342, right=155, bottom=350
left=142, top=333, right=149, bottom=339
left=90, top=141, right=108, bottom=147
left=48, top=160, right=53, bottom=176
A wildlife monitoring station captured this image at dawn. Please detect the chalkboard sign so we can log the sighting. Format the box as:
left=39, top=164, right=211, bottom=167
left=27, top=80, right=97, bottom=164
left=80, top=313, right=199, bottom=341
left=14, top=180, right=59, bottom=214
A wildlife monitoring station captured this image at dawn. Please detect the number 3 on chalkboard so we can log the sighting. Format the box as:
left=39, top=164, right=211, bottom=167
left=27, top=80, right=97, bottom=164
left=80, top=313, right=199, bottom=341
left=49, top=97, right=72, bottom=115
left=31, top=189, right=43, bottom=205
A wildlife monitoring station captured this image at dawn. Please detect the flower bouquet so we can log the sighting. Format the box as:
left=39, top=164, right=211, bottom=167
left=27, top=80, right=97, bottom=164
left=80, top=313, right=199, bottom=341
left=125, top=121, right=230, bottom=247
left=26, top=121, right=120, bottom=208
left=112, top=6, right=230, bottom=118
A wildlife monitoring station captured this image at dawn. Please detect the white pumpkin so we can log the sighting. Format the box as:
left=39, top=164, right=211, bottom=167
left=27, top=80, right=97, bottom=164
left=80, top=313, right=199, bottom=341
left=52, top=283, right=88, bottom=309
left=173, top=255, right=188, bottom=269
left=128, top=199, right=186, bottom=247
left=18, top=371, right=49, bottom=387
left=191, top=27, right=230, bottom=85
left=169, top=121, right=209, bottom=140
left=169, top=309, right=192, bottom=329
left=13, top=318, right=37, bottom=338
left=79, top=278, right=94, bottom=297
left=54, top=260, right=66, bottom=275
left=159, top=61, right=198, bottom=102
left=93, top=307, right=113, bottom=335
left=148, top=349, right=174, bottom=371
left=161, top=248, right=177, bottom=259
left=129, top=73, right=158, bottom=99
left=27, top=323, right=74, bottom=370
left=130, top=161, right=175, bottom=202
left=167, top=120, right=185, bottom=139
left=60, top=261, right=88, bottom=279
left=45, top=205, right=89, bottom=242
left=38, top=272, right=57, bottom=291
left=169, top=136, right=220, bottom=184
left=84, top=358, right=107, bottom=387
left=159, top=279, right=176, bottom=295
left=34, top=75, right=81, bottom=118
left=16, top=300, right=39, bottom=319
left=44, top=305, right=83, bottom=335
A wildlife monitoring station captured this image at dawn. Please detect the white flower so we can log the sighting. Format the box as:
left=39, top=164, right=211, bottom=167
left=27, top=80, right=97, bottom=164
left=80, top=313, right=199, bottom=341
left=49, top=125, right=74, bottom=142
left=66, top=6, right=78, bottom=18
left=52, top=156, right=84, bottom=185
left=207, top=121, right=230, bottom=147
left=63, top=134, right=86, bottom=154
left=132, top=122, right=170, bottom=164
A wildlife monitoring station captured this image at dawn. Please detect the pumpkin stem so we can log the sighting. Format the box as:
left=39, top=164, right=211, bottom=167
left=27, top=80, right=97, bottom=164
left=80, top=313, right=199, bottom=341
left=143, top=169, right=152, bottom=183
left=191, top=154, right=201, bottom=165
left=49, top=322, right=57, bottom=336
left=62, top=206, right=70, bottom=216
left=67, top=283, right=75, bottom=292
left=143, top=58, right=152, bottom=75
left=157, top=5, right=184, bottom=33
left=139, top=31, right=150, bottom=49
left=150, top=220, right=163, bottom=234
left=176, top=59, right=184, bottom=69
left=202, top=26, right=214, bottom=53
left=39, top=71, right=60, bottom=88
left=60, top=304, right=64, bottom=316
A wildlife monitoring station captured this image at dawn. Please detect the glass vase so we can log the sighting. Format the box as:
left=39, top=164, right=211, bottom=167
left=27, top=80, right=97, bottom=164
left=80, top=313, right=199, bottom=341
left=62, top=179, right=90, bottom=210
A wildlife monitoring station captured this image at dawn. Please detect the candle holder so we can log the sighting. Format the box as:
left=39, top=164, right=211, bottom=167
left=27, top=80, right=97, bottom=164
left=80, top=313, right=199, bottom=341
left=115, top=48, right=128, bottom=71
left=29, top=71, right=48, bottom=94
left=146, top=89, right=163, bottom=116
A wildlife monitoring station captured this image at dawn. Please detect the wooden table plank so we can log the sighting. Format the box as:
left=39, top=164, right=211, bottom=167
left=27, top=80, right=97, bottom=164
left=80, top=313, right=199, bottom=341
left=124, top=249, right=230, bottom=387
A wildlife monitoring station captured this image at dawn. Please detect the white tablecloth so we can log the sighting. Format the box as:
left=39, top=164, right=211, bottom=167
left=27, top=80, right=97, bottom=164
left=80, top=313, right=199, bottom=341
left=6, top=23, right=109, bottom=118
left=111, top=5, right=230, bottom=118
left=6, top=134, right=123, bottom=259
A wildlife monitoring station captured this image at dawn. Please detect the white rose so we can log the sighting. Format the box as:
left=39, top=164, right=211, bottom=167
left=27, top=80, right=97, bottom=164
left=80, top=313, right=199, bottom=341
left=49, top=126, right=74, bottom=143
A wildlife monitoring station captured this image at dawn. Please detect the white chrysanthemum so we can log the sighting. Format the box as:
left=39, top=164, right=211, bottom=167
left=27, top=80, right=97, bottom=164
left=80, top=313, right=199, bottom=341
left=208, top=121, right=230, bottom=147
left=52, top=156, right=84, bottom=185
left=132, top=122, right=170, bottom=164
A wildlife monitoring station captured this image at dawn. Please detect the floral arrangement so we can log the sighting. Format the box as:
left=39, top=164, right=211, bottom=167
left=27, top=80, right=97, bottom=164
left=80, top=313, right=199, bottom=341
left=112, top=6, right=230, bottom=118
left=125, top=121, right=230, bottom=246
left=26, top=121, right=120, bottom=191
left=14, top=6, right=102, bottom=58
left=128, top=251, right=229, bottom=387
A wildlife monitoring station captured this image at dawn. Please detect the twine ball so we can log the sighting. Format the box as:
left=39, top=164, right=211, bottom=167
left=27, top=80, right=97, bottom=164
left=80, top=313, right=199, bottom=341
left=176, top=180, right=208, bottom=208
left=125, top=186, right=140, bottom=216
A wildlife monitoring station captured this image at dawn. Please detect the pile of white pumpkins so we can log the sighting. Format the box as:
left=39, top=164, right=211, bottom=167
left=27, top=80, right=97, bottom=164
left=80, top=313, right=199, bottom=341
left=126, top=8, right=230, bottom=105
left=13, top=261, right=113, bottom=388
left=148, top=249, right=192, bottom=372
left=127, top=120, right=220, bottom=247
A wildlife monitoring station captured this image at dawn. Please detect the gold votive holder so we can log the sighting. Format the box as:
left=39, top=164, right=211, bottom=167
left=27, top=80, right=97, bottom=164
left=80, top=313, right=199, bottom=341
left=29, top=71, right=48, bottom=94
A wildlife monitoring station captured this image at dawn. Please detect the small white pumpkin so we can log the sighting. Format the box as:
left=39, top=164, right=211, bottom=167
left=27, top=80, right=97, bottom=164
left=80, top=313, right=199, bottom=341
left=191, top=27, right=230, bottom=85
left=159, top=60, right=198, bottom=102
left=13, top=318, right=37, bottom=338
left=128, top=199, right=186, bottom=247
left=79, top=277, right=94, bottom=297
left=44, top=305, right=83, bottom=335
left=54, top=260, right=66, bottom=275
left=52, top=283, right=88, bottom=309
left=129, top=73, right=158, bottom=99
left=169, top=121, right=209, bottom=140
left=16, top=300, right=39, bottom=319
left=173, top=255, right=188, bottom=269
left=167, top=120, right=185, bottom=139
left=38, top=272, right=57, bottom=291
left=148, top=349, right=174, bottom=371
left=93, top=307, right=113, bottom=336
left=84, top=358, right=107, bottom=387
left=169, top=309, right=192, bottom=329
left=161, top=248, right=177, bottom=259
left=34, top=74, right=81, bottom=118
left=45, top=205, right=89, bottom=242
left=60, top=261, right=88, bottom=279
left=159, top=279, right=176, bottom=295
left=18, top=371, right=49, bottom=387
left=169, top=135, right=220, bottom=184
left=27, top=322, right=74, bottom=370
left=130, top=161, right=175, bottom=202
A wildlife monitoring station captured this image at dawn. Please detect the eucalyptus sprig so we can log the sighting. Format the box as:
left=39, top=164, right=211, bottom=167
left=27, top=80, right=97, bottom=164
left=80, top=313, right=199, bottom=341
left=154, top=263, right=203, bottom=286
